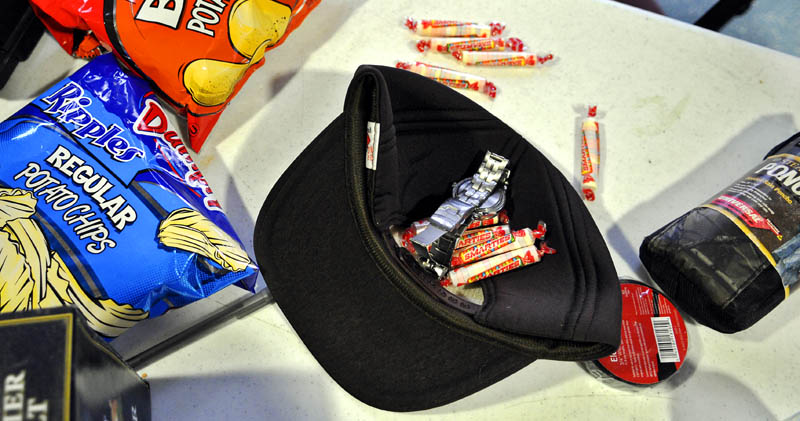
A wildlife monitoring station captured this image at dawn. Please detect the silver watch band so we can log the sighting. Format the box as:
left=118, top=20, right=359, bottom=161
left=410, top=151, right=510, bottom=275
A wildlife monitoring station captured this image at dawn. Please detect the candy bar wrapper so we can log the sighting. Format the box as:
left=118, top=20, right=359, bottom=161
left=446, top=245, right=547, bottom=287
left=416, top=37, right=525, bottom=53
left=0, top=54, right=258, bottom=339
left=392, top=210, right=510, bottom=250
left=29, top=0, right=321, bottom=151
left=404, top=18, right=505, bottom=37
left=396, top=61, right=497, bottom=98
left=392, top=221, right=509, bottom=255
left=451, top=228, right=539, bottom=267
left=580, top=106, right=601, bottom=201
left=454, top=225, right=509, bottom=250
left=453, top=51, right=555, bottom=66
left=390, top=219, right=430, bottom=254
left=466, top=209, right=509, bottom=229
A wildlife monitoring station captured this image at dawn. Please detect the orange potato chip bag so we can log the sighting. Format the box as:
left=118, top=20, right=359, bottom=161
left=30, top=0, right=321, bottom=151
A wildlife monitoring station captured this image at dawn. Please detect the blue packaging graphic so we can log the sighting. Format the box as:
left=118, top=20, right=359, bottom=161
left=0, top=54, right=257, bottom=338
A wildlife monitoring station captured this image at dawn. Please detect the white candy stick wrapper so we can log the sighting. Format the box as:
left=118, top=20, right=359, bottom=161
left=447, top=244, right=544, bottom=287
left=452, top=51, right=554, bottom=66
left=404, top=18, right=505, bottom=37
left=416, top=37, right=525, bottom=53
left=451, top=228, right=537, bottom=267
left=454, top=225, right=510, bottom=250
left=581, top=106, right=601, bottom=201
left=395, top=61, right=497, bottom=98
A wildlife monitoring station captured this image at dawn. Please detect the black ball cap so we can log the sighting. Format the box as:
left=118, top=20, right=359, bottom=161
left=254, top=65, right=621, bottom=412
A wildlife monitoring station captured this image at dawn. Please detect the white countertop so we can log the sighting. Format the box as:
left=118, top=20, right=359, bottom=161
left=3, top=0, right=800, bottom=419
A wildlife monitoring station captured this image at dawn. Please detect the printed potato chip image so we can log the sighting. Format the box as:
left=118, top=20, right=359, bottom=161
left=7, top=218, right=50, bottom=298
left=183, top=44, right=267, bottom=107
left=0, top=232, right=34, bottom=312
left=0, top=188, right=149, bottom=337
left=158, top=208, right=252, bottom=272
left=229, top=0, right=291, bottom=58
left=183, top=59, right=250, bottom=108
left=0, top=189, right=36, bottom=220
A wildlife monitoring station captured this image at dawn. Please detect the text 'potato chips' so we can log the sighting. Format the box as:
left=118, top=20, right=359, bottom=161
left=0, top=54, right=257, bottom=338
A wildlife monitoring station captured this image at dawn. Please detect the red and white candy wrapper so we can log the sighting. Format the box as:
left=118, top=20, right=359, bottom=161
left=396, top=61, right=497, bottom=98
left=454, top=225, right=509, bottom=250
left=404, top=18, right=505, bottom=37
left=580, top=106, right=601, bottom=201
left=452, top=51, right=555, bottom=66
left=451, top=227, right=546, bottom=267
left=391, top=210, right=511, bottom=255
left=416, top=37, right=525, bottom=53
left=394, top=220, right=509, bottom=255
left=444, top=243, right=556, bottom=287
left=392, top=219, right=430, bottom=254
left=466, top=209, right=510, bottom=229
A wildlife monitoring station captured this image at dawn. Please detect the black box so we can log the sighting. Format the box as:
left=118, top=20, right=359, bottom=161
left=0, top=0, right=45, bottom=89
left=0, top=307, right=151, bottom=421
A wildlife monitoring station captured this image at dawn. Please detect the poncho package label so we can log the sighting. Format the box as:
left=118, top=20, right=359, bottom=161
left=641, top=133, right=800, bottom=333
left=702, top=151, right=800, bottom=294
left=0, top=54, right=257, bottom=338
left=30, top=0, right=320, bottom=151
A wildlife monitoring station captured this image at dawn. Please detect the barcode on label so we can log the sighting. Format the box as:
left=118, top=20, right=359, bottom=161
left=651, top=316, right=680, bottom=363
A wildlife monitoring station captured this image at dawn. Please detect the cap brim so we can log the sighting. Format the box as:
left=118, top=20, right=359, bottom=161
left=255, top=116, right=535, bottom=411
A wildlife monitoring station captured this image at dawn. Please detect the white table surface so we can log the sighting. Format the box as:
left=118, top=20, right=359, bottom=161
left=3, top=0, right=800, bottom=419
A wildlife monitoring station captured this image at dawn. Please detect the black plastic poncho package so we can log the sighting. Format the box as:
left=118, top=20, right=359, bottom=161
left=640, top=132, right=800, bottom=333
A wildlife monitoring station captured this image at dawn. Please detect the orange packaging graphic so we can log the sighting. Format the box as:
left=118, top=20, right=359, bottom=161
left=29, top=0, right=321, bottom=151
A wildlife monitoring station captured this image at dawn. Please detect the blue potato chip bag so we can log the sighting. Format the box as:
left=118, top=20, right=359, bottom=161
left=0, top=54, right=257, bottom=338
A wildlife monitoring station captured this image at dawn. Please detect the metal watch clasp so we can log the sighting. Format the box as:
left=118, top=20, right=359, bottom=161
left=409, top=151, right=511, bottom=277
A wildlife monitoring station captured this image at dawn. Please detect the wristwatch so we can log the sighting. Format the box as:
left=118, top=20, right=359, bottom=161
left=410, top=151, right=511, bottom=276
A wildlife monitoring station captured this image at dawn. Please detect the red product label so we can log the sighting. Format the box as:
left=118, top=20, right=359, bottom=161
left=712, top=195, right=781, bottom=237
left=454, top=225, right=508, bottom=249
left=423, top=20, right=469, bottom=28
left=447, top=38, right=496, bottom=51
left=581, top=136, right=594, bottom=175
left=452, top=232, right=515, bottom=266
left=465, top=209, right=509, bottom=229
left=434, top=78, right=472, bottom=90
left=463, top=250, right=538, bottom=285
left=596, top=283, right=688, bottom=385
